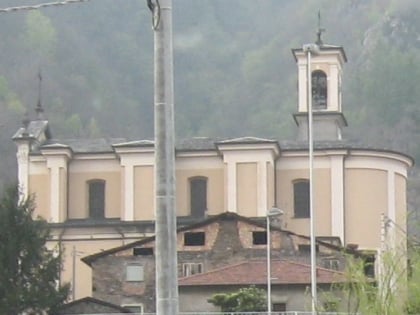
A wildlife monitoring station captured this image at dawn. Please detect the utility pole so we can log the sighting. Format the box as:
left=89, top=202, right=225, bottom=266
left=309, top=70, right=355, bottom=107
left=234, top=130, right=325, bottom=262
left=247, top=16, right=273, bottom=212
left=147, top=1, right=179, bottom=315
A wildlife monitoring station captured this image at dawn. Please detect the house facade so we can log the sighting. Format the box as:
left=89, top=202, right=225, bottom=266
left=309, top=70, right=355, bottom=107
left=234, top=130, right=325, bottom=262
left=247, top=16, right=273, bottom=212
left=12, top=40, right=413, bottom=300
left=82, top=212, right=349, bottom=313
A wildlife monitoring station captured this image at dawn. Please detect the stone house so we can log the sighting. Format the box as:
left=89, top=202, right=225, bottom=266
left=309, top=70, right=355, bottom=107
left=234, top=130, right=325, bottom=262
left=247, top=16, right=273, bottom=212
left=82, top=212, right=350, bottom=313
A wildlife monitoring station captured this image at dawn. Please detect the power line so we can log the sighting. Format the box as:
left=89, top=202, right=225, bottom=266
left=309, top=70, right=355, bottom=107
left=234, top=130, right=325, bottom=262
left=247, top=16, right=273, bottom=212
left=0, top=0, right=92, bottom=13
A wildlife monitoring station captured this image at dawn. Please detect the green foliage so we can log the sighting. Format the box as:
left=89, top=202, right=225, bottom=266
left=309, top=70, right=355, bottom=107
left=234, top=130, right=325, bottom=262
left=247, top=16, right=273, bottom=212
left=207, top=286, right=267, bottom=312
left=64, top=114, right=84, bottom=137
left=0, top=76, right=24, bottom=114
left=0, top=186, right=69, bottom=314
left=326, top=243, right=420, bottom=315
left=406, top=250, right=420, bottom=314
left=24, top=11, right=57, bottom=57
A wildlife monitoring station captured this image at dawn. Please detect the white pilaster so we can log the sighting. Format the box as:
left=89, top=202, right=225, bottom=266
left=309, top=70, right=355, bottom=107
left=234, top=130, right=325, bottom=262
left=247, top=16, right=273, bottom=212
left=329, top=65, right=339, bottom=111
left=123, top=164, right=135, bottom=221
left=298, top=64, right=308, bottom=112
left=114, top=146, right=154, bottom=221
left=387, top=171, right=396, bottom=247
left=45, top=155, right=69, bottom=223
left=16, top=142, right=30, bottom=200
left=226, top=161, right=237, bottom=212
left=257, top=161, right=268, bottom=216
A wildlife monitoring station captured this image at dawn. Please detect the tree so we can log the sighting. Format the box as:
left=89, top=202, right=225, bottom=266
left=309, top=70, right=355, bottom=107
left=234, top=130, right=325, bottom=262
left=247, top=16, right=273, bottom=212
left=207, top=286, right=267, bottom=312
left=0, top=186, right=69, bottom=314
left=323, top=231, right=420, bottom=315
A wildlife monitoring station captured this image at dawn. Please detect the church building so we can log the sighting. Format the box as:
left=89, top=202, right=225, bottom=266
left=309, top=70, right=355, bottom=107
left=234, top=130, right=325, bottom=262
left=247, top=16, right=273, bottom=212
left=12, top=37, right=413, bottom=300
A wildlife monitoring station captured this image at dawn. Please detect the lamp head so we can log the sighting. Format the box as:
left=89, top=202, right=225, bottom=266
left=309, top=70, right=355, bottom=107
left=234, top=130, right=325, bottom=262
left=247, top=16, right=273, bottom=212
left=267, top=207, right=284, bottom=217
left=303, top=43, right=320, bottom=55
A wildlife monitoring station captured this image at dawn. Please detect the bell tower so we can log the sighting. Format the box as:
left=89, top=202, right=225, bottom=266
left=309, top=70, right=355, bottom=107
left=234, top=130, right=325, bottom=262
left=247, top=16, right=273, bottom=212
left=292, top=31, right=347, bottom=141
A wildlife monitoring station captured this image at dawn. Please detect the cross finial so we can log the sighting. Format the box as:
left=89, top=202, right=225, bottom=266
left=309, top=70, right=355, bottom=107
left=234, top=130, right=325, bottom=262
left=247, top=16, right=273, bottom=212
left=35, top=70, right=44, bottom=120
left=316, top=10, right=325, bottom=46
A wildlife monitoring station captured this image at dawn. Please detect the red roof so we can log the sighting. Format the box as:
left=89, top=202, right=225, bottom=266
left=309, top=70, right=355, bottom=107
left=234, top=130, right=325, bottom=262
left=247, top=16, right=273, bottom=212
left=178, top=260, right=346, bottom=286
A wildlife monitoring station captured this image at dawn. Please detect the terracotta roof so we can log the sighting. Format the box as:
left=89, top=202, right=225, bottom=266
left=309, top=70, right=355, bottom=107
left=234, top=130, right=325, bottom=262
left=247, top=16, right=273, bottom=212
left=178, top=259, right=346, bottom=286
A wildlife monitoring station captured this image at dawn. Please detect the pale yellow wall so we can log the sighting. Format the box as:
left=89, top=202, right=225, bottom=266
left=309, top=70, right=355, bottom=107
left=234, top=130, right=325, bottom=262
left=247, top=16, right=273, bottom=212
left=134, top=165, right=154, bottom=220
left=29, top=173, right=50, bottom=220
left=236, top=162, right=257, bottom=217
left=276, top=167, right=331, bottom=237
left=176, top=168, right=224, bottom=216
left=68, top=171, right=121, bottom=219
left=345, top=169, right=387, bottom=249
left=57, top=237, right=126, bottom=299
left=316, top=169, right=332, bottom=234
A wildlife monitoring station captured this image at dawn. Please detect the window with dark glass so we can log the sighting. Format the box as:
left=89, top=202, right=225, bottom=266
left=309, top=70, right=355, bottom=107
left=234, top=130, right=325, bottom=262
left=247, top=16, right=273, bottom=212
left=184, top=232, right=205, bottom=246
left=190, top=177, right=207, bottom=217
left=363, top=254, right=375, bottom=277
left=133, top=247, right=154, bottom=256
left=252, top=231, right=267, bottom=245
left=294, top=180, right=310, bottom=218
left=312, top=70, right=327, bottom=109
left=88, top=180, right=105, bottom=219
left=298, top=244, right=319, bottom=253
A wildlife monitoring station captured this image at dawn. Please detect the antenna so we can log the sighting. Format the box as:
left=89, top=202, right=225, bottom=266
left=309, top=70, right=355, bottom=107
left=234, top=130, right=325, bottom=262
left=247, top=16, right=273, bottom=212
left=316, top=10, right=325, bottom=46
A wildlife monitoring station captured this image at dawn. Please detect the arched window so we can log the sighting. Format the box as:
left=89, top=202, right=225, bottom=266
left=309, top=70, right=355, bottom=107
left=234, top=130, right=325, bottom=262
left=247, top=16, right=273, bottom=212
left=88, top=180, right=105, bottom=219
left=312, top=70, right=327, bottom=109
left=189, top=177, right=207, bottom=218
left=293, top=180, right=310, bottom=218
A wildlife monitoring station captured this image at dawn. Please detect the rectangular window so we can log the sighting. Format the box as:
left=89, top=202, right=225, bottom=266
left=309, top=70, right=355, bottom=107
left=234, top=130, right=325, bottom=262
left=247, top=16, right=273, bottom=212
left=184, top=232, right=205, bottom=246
left=294, top=180, right=310, bottom=218
left=364, top=254, right=376, bottom=277
left=298, top=244, right=319, bottom=253
left=126, top=264, right=144, bottom=282
left=252, top=231, right=267, bottom=245
left=88, top=180, right=105, bottom=219
left=133, top=247, right=154, bottom=256
left=190, top=177, right=207, bottom=218
left=182, top=262, right=203, bottom=277
left=122, top=304, right=143, bottom=314
left=323, top=259, right=340, bottom=270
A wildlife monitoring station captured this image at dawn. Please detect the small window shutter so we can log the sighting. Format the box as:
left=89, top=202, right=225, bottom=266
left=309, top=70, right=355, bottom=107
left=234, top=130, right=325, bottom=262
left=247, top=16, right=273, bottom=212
left=126, top=265, right=144, bottom=282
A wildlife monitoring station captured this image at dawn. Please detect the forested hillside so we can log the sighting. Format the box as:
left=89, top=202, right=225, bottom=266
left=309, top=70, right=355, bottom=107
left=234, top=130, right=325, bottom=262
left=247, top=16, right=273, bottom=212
left=0, top=0, right=419, bottom=219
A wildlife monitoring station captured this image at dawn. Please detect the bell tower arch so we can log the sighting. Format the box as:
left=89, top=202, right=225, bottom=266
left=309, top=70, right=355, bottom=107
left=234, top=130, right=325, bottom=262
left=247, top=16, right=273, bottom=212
left=292, top=38, right=347, bottom=141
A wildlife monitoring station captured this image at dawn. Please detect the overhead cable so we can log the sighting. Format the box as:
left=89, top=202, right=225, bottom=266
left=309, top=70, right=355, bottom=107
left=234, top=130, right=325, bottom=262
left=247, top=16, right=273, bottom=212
left=0, top=0, right=92, bottom=13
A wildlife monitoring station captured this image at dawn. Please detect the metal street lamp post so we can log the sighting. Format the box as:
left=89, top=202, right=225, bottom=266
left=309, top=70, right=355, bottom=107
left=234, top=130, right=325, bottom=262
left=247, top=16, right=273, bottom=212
left=303, top=43, right=320, bottom=315
left=266, top=207, right=284, bottom=315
